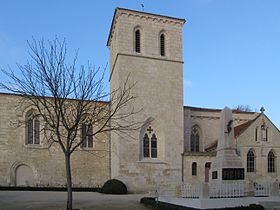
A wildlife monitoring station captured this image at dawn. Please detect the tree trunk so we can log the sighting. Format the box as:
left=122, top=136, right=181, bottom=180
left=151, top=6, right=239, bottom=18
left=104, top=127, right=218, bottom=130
left=65, top=153, right=73, bottom=210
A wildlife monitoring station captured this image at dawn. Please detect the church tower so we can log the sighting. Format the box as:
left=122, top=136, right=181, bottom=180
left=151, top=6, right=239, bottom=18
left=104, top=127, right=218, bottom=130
left=107, top=8, right=185, bottom=192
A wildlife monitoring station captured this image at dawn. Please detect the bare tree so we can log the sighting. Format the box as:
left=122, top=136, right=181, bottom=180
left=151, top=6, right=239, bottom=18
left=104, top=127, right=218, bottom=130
left=233, top=105, right=253, bottom=112
left=0, top=38, right=139, bottom=210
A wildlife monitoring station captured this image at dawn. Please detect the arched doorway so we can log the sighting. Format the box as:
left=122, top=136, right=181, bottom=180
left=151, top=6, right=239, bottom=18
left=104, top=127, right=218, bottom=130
left=16, top=164, right=34, bottom=186
left=205, top=162, right=211, bottom=182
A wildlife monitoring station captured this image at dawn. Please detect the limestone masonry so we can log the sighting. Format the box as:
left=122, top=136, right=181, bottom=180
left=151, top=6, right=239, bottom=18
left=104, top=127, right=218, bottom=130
left=0, top=8, right=279, bottom=193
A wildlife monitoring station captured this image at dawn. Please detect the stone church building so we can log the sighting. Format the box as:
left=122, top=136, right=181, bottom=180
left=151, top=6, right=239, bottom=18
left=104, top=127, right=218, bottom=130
left=0, top=8, right=279, bottom=193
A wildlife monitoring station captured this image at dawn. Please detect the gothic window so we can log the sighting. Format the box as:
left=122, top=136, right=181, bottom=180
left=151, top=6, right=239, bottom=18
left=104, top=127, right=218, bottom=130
left=142, top=126, right=157, bottom=158
left=160, top=33, right=165, bottom=56
left=247, top=149, right=255, bottom=172
left=190, top=127, right=200, bottom=152
left=266, top=128, right=268, bottom=141
left=25, top=112, right=40, bottom=145
left=135, top=29, right=141, bottom=53
left=81, top=123, right=93, bottom=148
left=268, top=150, right=275, bottom=173
left=192, top=162, right=197, bottom=176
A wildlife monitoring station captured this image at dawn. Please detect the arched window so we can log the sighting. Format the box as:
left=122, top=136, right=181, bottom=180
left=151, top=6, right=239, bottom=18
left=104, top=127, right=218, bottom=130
left=192, top=162, right=197, bottom=176
left=160, top=33, right=165, bottom=56
left=247, top=149, right=255, bottom=172
left=135, top=29, right=141, bottom=53
left=81, top=123, right=93, bottom=148
left=190, top=127, right=200, bottom=152
left=268, top=150, right=275, bottom=173
left=255, top=127, right=258, bottom=141
left=25, top=111, right=40, bottom=145
left=142, top=126, right=157, bottom=158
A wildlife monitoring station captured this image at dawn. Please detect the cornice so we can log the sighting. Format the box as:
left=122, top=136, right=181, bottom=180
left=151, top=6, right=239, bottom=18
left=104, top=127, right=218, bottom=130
left=107, top=7, right=186, bottom=47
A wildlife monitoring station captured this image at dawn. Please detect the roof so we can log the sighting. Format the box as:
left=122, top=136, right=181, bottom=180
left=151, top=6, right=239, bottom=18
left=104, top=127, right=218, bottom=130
left=0, top=92, right=110, bottom=104
left=185, top=106, right=256, bottom=114
left=107, top=7, right=186, bottom=47
left=205, top=141, right=218, bottom=152
left=234, top=120, right=254, bottom=138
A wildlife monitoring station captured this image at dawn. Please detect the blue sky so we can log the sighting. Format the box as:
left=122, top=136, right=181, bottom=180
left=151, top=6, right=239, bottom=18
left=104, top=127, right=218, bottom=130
left=1, top=0, right=280, bottom=128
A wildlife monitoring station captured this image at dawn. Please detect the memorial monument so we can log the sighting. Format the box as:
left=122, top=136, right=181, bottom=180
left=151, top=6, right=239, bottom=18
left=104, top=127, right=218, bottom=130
left=210, top=107, right=245, bottom=196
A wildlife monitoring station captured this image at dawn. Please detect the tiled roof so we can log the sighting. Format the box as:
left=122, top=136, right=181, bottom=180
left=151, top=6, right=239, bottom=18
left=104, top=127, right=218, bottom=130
left=184, top=106, right=256, bottom=114
left=205, top=141, right=218, bottom=152
left=234, top=120, right=254, bottom=138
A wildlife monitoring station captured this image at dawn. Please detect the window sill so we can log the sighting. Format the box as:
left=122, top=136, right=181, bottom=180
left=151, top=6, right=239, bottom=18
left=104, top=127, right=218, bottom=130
left=268, top=172, right=277, bottom=175
left=25, top=144, right=47, bottom=149
left=79, top=147, right=95, bottom=151
left=137, top=159, right=167, bottom=164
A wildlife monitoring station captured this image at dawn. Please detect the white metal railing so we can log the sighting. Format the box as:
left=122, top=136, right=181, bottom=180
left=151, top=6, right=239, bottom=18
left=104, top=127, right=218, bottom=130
left=209, top=181, right=245, bottom=198
left=254, top=182, right=273, bottom=197
left=181, top=183, right=202, bottom=198
left=157, top=181, right=279, bottom=199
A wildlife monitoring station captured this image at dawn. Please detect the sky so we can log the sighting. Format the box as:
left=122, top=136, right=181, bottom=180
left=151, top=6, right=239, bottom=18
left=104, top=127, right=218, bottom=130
left=0, top=0, right=280, bottom=128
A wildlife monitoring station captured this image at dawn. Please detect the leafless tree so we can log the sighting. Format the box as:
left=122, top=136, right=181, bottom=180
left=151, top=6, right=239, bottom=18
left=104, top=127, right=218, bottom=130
left=233, top=104, right=253, bottom=112
left=0, top=38, right=139, bottom=210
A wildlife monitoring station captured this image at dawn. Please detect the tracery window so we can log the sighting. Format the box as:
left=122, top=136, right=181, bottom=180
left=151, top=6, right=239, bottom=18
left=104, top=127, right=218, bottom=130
left=190, top=127, right=200, bottom=152
left=143, top=126, right=157, bottom=158
left=81, top=123, right=93, bottom=148
left=135, top=29, right=141, bottom=53
left=160, top=33, right=165, bottom=56
left=25, top=112, right=40, bottom=145
left=268, top=150, right=275, bottom=173
left=247, top=149, right=255, bottom=172
left=192, top=162, right=197, bottom=176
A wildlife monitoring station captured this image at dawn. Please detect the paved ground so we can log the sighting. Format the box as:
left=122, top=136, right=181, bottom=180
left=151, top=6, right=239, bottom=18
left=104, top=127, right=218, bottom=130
left=0, top=191, right=152, bottom=210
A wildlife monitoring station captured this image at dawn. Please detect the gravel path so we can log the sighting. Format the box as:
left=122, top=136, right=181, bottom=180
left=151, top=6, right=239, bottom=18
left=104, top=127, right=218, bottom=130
left=0, top=191, right=152, bottom=210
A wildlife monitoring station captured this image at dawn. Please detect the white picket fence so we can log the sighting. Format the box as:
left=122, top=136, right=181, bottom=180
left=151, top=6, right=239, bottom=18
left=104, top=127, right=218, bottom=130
left=157, top=181, right=279, bottom=199
left=181, top=183, right=202, bottom=198
left=253, top=182, right=274, bottom=197
left=209, top=181, right=245, bottom=198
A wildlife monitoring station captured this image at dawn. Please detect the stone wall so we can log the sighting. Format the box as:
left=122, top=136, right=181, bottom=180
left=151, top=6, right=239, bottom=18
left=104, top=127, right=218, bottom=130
left=237, top=113, right=280, bottom=181
left=0, top=93, right=109, bottom=187
left=108, top=8, right=185, bottom=193
left=184, top=107, right=258, bottom=152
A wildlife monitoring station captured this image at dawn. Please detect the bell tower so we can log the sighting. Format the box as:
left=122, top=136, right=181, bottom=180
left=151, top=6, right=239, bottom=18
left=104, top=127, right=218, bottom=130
left=107, top=8, right=185, bottom=192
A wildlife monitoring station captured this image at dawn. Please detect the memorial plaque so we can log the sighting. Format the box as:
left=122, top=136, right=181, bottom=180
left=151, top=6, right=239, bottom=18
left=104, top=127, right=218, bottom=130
left=222, top=168, right=244, bottom=180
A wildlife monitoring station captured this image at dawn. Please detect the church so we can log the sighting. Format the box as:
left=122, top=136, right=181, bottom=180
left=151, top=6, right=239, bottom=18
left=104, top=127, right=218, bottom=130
left=0, top=8, right=279, bottom=193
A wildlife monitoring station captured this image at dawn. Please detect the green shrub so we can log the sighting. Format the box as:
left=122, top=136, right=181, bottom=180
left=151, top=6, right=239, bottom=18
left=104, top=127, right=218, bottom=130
left=101, top=179, right=127, bottom=194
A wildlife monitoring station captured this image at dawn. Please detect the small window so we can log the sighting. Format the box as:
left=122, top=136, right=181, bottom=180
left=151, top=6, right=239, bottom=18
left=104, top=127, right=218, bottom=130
left=261, top=123, right=267, bottom=141
left=160, top=33, right=165, bottom=56
left=268, top=150, right=275, bottom=173
left=247, top=149, right=255, bottom=172
left=135, top=29, right=141, bottom=53
left=192, top=162, right=197, bottom=176
left=81, top=123, right=93, bottom=148
left=255, top=127, right=258, bottom=141
left=25, top=112, right=40, bottom=145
